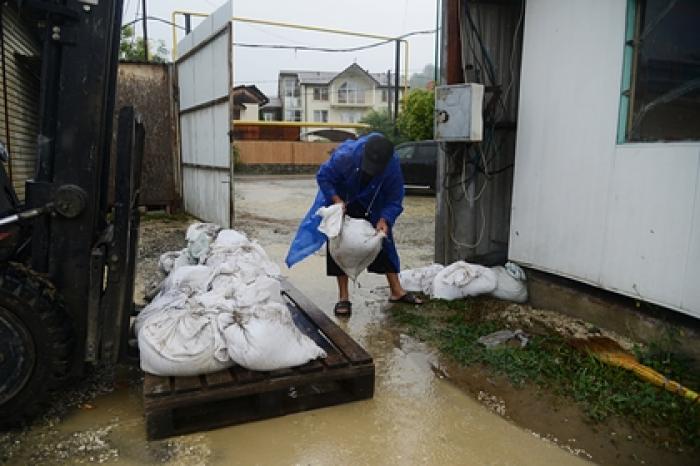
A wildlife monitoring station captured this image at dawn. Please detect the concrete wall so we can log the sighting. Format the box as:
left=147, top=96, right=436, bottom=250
left=236, top=141, right=337, bottom=165
left=113, top=62, right=179, bottom=208
left=509, top=0, right=700, bottom=318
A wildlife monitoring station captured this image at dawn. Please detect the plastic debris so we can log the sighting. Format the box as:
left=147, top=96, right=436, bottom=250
left=477, top=329, right=529, bottom=349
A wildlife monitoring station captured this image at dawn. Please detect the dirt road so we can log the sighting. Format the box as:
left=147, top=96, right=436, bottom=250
left=1, top=176, right=589, bottom=465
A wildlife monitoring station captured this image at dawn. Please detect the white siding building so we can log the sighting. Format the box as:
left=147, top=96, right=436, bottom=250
left=278, top=63, right=407, bottom=139
left=436, top=0, right=700, bottom=320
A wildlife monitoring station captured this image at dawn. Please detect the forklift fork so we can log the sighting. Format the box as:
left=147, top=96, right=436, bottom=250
left=85, top=107, right=145, bottom=364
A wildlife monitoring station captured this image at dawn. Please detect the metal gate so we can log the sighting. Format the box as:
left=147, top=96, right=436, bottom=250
left=176, top=2, right=233, bottom=227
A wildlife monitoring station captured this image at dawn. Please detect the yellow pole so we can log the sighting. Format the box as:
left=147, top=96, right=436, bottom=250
left=232, top=120, right=370, bottom=129
left=171, top=10, right=209, bottom=61
left=171, top=11, right=177, bottom=61
left=403, top=40, right=409, bottom=109
left=230, top=16, right=396, bottom=41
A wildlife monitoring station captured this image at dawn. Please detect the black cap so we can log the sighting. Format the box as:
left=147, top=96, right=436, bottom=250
left=361, top=134, right=394, bottom=177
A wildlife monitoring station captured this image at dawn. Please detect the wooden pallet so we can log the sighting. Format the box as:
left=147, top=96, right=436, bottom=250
left=143, top=279, right=374, bottom=440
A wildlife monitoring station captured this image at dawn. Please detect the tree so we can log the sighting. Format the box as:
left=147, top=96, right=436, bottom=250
left=397, top=89, right=434, bottom=141
left=120, top=25, right=169, bottom=63
left=409, top=64, right=437, bottom=89
left=358, top=110, right=405, bottom=145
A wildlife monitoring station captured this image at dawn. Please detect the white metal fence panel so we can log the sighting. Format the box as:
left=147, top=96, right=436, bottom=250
left=176, top=1, right=233, bottom=227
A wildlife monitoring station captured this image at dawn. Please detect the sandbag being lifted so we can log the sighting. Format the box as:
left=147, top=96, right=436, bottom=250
left=317, top=204, right=385, bottom=280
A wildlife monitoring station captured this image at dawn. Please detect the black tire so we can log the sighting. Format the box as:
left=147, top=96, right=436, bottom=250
left=0, top=262, right=73, bottom=427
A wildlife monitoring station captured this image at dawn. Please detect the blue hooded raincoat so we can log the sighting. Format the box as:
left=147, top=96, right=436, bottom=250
left=285, top=133, right=405, bottom=271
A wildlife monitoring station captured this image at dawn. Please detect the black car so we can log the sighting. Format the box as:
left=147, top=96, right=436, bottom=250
left=396, top=140, right=438, bottom=192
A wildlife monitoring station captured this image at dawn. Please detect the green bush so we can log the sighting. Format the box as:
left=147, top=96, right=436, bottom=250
left=397, top=89, right=434, bottom=141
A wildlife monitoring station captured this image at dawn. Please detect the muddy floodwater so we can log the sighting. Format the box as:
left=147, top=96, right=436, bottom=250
left=1, top=175, right=589, bottom=465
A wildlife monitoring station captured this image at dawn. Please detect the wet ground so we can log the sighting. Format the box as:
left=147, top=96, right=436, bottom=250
left=1, top=175, right=595, bottom=465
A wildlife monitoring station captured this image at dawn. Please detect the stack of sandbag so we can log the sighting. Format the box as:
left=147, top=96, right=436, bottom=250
left=136, top=223, right=326, bottom=376
left=432, top=261, right=498, bottom=300
left=316, top=204, right=385, bottom=280
left=399, top=261, right=528, bottom=303
left=399, top=263, right=444, bottom=295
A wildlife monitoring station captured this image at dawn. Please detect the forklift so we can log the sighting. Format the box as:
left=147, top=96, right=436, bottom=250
left=0, top=0, right=142, bottom=425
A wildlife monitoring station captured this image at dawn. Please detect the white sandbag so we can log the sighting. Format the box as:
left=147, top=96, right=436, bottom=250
left=206, top=242, right=280, bottom=279
left=212, top=229, right=249, bottom=250
left=158, top=249, right=192, bottom=275
left=201, top=274, right=283, bottom=309
left=400, top=264, right=445, bottom=295
left=505, top=261, right=527, bottom=281
left=490, top=263, right=528, bottom=303
left=134, top=290, right=189, bottom=335
left=160, top=265, right=213, bottom=296
left=230, top=276, right=284, bottom=308
left=220, top=303, right=326, bottom=371
left=138, top=306, right=233, bottom=376
left=186, top=222, right=221, bottom=242
left=316, top=204, right=344, bottom=238
left=330, top=217, right=385, bottom=280
left=431, top=261, right=497, bottom=300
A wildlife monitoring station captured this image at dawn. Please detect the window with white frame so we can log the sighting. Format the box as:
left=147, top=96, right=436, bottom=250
left=313, top=110, right=329, bottom=123
left=313, top=87, right=329, bottom=101
left=284, top=109, right=302, bottom=122
left=618, top=0, right=700, bottom=142
left=282, top=78, right=300, bottom=98
left=337, top=81, right=365, bottom=104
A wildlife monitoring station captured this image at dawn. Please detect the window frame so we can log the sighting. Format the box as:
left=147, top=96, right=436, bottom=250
left=337, top=81, right=365, bottom=105
left=313, top=110, right=329, bottom=123
left=617, top=0, right=700, bottom=143
left=313, top=86, right=329, bottom=101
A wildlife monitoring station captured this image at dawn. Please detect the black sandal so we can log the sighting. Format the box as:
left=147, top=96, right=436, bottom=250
left=334, top=300, right=352, bottom=317
left=389, top=292, right=423, bottom=305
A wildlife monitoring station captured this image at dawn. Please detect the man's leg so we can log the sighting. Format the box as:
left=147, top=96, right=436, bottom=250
left=386, top=272, right=422, bottom=303
left=337, top=275, right=349, bottom=302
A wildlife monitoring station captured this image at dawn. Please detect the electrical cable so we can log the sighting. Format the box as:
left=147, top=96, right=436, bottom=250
left=122, top=16, right=186, bottom=30
left=232, top=29, right=435, bottom=53
left=497, top=0, right=525, bottom=122
left=440, top=3, right=526, bottom=252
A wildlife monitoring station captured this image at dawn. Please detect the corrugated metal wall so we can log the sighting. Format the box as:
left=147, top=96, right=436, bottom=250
left=0, top=5, right=40, bottom=201
left=436, top=0, right=524, bottom=264
left=176, top=1, right=233, bottom=227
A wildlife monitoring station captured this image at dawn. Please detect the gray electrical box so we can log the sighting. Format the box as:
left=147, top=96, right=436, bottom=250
left=434, top=84, right=484, bottom=142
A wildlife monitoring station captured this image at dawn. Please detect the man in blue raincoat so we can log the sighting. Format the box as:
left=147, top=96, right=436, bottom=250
left=286, top=133, right=423, bottom=317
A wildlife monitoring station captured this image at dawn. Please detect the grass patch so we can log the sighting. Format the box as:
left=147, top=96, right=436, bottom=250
left=390, top=300, right=700, bottom=449
left=140, top=211, right=193, bottom=223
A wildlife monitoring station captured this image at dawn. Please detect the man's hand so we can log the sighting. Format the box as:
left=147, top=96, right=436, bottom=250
left=331, top=195, right=345, bottom=212
left=376, top=218, right=389, bottom=235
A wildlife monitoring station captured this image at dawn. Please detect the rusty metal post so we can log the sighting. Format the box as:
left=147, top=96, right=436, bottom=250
left=446, top=0, right=462, bottom=84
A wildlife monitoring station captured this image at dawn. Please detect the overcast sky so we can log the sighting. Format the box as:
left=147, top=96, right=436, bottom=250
left=122, top=0, right=438, bottom=95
